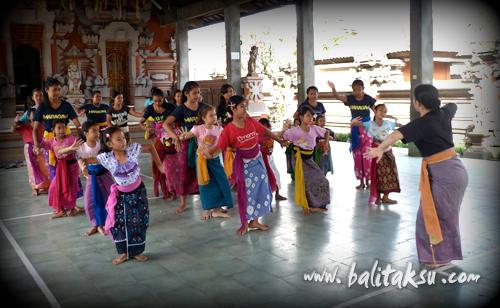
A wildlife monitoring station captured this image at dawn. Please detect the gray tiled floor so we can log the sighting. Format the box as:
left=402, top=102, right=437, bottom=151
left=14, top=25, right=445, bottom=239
left=0, top=142, right=498, bottom=307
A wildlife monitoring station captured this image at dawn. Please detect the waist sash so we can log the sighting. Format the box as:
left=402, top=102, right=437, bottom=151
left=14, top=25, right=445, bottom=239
left=104, top=178, right=142, bottom=235
left=293, top=146, right=314, bottom=209
left=420, top=147, right=457, bottom=245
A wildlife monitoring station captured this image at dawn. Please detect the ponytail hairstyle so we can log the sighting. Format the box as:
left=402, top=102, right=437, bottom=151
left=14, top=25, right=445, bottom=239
left=304, top=86, right=319, bottom=103
left=196, top=105, right=215, bottom=125
left=29, top=88, right=43, bottom=109
left=219, top=84, right=233, bottom=107
left=110, top=90, right=122, bottom=106
left=373, top=103, right=386, bottom=121
left=258, top=117, right=271, bottom=129
left=227, top=95, right=247, bottom=116
left=79, top=120, right=98, bottom=142
left=112, top=90, right=122, bottom=100
left=414, top=84, right=441, bottom=111
left=43, top=77, right=62, bottom=108
left=149, top=86, right=160, bottom=98
left=296, top=105, right=314, bottom=125
left=100, top=125, right=123, bottom=153
left=151, top=87, right=169, bottom=109
left=181, top=81, right=200, bottom=104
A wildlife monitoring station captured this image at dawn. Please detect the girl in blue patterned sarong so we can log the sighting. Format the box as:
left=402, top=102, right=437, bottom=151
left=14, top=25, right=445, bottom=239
left=97, top=126, right=163, bottom=265
left=180, top=105, right=233, bottom=220
left=205, top=95, right=286, bottom=235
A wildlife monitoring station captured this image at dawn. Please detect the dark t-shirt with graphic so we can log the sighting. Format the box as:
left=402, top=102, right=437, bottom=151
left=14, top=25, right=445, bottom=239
left=170, top=102, right=209, bottom=131
left=80, top=103, right=110, bottom=124
left=33, top=101, right=78, bottom=132
left=107, top=105, right=130, bottom=128
left=143, top=103, right=176, bottom=124
left=345, top=94, right=376, bottom=118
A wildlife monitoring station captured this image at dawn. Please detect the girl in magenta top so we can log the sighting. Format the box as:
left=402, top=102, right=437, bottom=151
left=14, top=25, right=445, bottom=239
left=43, top=119, right=84, bottom=218
left=205, top=95, right=286, bottom=235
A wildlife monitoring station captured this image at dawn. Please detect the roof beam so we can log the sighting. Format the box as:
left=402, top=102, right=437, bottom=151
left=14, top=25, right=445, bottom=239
left=177, top=0, right=253, bottom=21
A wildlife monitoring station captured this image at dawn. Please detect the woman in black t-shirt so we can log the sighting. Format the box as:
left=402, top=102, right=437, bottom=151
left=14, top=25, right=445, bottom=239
left=365, top=84, right=468, bottom=268
left=106, top=91, right=143, bottom=142
left=217, top=84, right=234, bottom=127
left=163, top=81, right=206, bottom=213
left=139, top=88, right=176, bottom=199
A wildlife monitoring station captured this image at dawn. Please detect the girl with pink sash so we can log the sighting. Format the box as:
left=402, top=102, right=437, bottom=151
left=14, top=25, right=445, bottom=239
left=97, top=126, right=163, bottom=265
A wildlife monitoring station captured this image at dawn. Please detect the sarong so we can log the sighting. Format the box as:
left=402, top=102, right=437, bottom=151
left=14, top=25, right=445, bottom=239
left=48, top=157, right=79, bottom=211
left=416, top=155, right=468, bottom=264
left=368, top=142, right=401, bottom=204
left=24, top=143, right=49, bottom=191
left=234, top=146, right=273, bottom=229
left=350, top=116, right=372, bottom=181
left=106, top=179, right=149, bottom=258
left=85, top=164, right=113, bottom=226
left=197, top=152, right=234, bottom=210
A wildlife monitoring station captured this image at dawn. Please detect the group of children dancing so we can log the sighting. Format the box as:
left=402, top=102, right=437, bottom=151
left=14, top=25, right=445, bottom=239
left=13, top=77, right=411, bottom=266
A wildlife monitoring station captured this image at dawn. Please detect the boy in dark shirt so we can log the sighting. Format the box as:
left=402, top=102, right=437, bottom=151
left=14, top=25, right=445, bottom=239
left=77, top=90, right=110, bottom=128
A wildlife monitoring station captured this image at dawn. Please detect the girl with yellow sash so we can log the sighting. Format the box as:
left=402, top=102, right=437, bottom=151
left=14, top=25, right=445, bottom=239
left=282, top=106, right=331, bottom=215
left=180, top=106, right=233, bottom=220
left=365, top=84, right=468, bottom=268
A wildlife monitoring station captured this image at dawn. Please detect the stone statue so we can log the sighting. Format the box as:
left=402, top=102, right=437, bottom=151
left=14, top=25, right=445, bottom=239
left=84, top=76, right=94, bottom=100
left=247, top=45, right=258, bottom=77
left=94, top=75, right=105, bottom=87
left=169, top=34, right=176, bottom=51
left=67, top=63, right=82, bottom=94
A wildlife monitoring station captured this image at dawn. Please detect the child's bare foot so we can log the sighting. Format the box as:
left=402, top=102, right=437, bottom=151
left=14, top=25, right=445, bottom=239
left=424, top=262, right=450, bottom=269
left=85, top=226, right=98, bottom=236
left=303, top=208, right=311, bottom=216
left=176, top=203, right=187, bottom=214
left=310, top=207, right=327, bottom=214
left=355, top=183, right=365, bottom=190
left=212, top=208, right=230, bottom=218
left=32, top=189, right=39, bottom=196
left=134, top=254, right=148, bottom=262
left=68, top=207, right=84, bottom=216
left=97, top=226, right=105, bottom=235
left=275, top=194, right=287, bottom=201
left=382, top=197, right=398, bottom=204
left=257, top=221, right=269, bottom=229
left=375, top=198, right=382, bottom=205
left=112, top=253, right=128, bottom=265
left=50, top=211, right=65, bottom=219
left=236, top=225, right=248, bottom=236
left=201, top=210, right=211, bottom=220
left=248, top=220, right=268, bottom=231
left=67, top=208, right=79, bottom=217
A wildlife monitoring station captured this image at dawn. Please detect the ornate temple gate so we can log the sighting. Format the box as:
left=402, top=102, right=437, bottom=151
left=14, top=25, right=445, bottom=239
left=105, top=41, right=130, bottom=103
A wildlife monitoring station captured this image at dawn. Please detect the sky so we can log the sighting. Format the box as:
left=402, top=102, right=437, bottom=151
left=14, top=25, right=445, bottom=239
left=187, top=0, right=499, bottom=80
